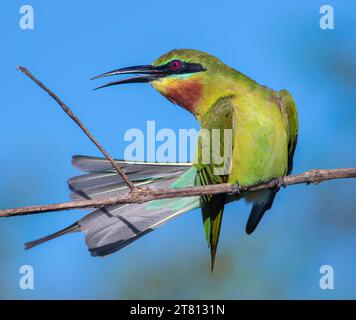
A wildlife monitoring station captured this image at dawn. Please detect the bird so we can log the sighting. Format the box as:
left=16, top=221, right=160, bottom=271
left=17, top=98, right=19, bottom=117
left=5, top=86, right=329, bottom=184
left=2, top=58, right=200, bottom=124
left=25, top=49, right=298, bottom=270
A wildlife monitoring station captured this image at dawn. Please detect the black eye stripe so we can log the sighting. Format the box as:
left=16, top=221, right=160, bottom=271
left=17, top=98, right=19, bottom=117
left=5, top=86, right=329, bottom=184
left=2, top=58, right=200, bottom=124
left=157, top=61, right=206, bottom=75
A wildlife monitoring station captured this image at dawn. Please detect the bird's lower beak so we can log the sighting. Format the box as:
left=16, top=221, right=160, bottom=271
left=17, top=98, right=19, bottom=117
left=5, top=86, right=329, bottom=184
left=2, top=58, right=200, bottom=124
left=92, top=65, right=165, bottom=90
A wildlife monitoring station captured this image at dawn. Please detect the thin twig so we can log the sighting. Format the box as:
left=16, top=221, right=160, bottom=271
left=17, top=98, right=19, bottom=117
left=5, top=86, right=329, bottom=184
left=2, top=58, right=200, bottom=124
left=17, top=66, right=135, bottom=190
left=1, top=168, right=355, bottom=217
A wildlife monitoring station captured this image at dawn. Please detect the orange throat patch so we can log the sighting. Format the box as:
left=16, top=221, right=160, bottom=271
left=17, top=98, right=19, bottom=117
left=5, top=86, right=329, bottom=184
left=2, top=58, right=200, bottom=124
left=163, top=78, right=203, bottom=114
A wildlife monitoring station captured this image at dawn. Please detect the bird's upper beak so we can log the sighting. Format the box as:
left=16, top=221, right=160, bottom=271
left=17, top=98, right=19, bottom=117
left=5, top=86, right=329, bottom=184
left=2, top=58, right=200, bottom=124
left=92, top=65, right=166, bottom=90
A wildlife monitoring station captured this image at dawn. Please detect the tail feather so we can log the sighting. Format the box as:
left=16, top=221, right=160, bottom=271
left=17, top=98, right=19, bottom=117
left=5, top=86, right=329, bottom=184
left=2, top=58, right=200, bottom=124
left=25, top=223, right=80, bottom=250
left=196, top=165, right=228, bottom=271
left=209, top=197, right=225, bottom=271
left=69, top=156, right=190, bottom=201
left=25, top=156, right=197, bottom=255
left=72, top=155, right=191, bottom=173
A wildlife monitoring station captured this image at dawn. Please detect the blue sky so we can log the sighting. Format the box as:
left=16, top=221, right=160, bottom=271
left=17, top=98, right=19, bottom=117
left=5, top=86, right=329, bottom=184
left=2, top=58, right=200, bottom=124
left=1, top=0, right=356, bottom=299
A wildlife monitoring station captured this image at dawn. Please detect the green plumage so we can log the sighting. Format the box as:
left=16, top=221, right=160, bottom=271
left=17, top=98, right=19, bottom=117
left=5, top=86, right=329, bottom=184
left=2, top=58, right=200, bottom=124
left=25, top=49, right=298, bottom=270
left=153, top=49, right=298, bottom=269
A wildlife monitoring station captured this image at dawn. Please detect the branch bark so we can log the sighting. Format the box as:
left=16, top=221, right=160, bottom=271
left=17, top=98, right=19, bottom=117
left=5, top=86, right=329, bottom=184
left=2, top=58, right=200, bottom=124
left=1, top=168, right=355, bottom=217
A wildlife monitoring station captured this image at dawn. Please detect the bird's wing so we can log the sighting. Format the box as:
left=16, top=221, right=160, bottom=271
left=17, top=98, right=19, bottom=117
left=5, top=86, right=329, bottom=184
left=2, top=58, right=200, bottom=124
left=194, top=96, right=235, bottom=270
left=279, top=90, right=299, bottom=174
left=25, top=156, right=200, bottom=256
left=245, top=90, right=298, bottom=234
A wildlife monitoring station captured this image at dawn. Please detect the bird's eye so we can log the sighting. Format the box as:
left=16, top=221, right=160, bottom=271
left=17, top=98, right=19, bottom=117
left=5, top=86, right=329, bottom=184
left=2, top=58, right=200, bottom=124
left=170, top=60, right=182, bottom=71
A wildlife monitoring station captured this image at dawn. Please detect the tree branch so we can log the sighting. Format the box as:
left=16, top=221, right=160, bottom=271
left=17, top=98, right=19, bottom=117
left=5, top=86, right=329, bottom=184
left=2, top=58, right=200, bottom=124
left=17, top=66, right=135, bottom=190
left=1, top=168, right=355, bottom=217
left=8, top=66, right=355, bottom=220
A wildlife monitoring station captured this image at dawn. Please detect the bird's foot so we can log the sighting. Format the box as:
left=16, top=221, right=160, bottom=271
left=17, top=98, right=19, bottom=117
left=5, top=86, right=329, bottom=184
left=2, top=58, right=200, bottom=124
left=230, top=183, right=241, bottom=195
left=276, top=177, right=286, bottom=189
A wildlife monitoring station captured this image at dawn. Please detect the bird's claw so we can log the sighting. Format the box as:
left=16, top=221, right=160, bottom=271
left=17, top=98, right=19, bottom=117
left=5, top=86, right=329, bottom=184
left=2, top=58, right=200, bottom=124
left=231, top=183, right=241, bottom=194
left=276, top=177, right=286, bottom=189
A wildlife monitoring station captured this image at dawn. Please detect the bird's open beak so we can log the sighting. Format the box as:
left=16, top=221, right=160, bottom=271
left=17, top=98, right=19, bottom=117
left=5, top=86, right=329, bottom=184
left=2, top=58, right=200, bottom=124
left=92, top=65, right=166, bottom=90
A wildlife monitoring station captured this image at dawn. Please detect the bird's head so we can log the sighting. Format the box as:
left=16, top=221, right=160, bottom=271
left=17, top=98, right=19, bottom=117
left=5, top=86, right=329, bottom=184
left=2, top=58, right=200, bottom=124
left=93, top=49, right=238, bottom=118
